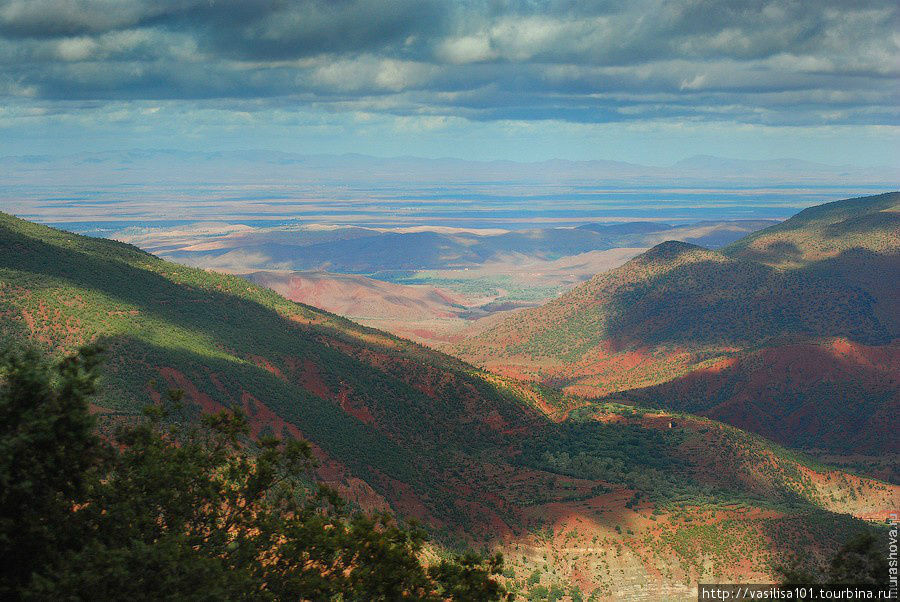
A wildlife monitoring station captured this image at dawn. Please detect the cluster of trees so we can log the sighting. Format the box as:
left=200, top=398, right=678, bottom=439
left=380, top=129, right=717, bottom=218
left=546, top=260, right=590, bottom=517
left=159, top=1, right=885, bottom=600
left=781, top=530, right=893, bottom=587
left=521, top=422, right=703, bottom=506
left=0, top=345, right=508, bottom=600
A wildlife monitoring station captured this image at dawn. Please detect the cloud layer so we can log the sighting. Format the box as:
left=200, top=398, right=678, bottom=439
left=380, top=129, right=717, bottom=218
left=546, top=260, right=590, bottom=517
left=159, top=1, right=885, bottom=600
left=1, top=0, right=897, bottom=129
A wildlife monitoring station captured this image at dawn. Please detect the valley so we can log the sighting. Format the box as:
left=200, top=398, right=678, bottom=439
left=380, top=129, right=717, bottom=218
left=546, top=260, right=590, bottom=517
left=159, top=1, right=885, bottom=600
left=455, top=193, right=900, bottom=475
left=102, top=217, right=773, bottom=346
left=1, top=194, right=897, bottom=599
left=5, top=2, right=898, bottom=598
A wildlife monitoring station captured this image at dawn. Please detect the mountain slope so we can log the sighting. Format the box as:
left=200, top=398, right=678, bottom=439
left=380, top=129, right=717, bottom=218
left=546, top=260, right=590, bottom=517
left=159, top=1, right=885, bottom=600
left=244, top=270, right=466, bottom=321
left=1, top=212, right=896, bottom=599
left=454, top=193, right=900, bottom=456
left=726, top=191, right=900, bottom=334
left=727, top=192, right=900, bottom=267
left=0, top=211, right=540, bottom=530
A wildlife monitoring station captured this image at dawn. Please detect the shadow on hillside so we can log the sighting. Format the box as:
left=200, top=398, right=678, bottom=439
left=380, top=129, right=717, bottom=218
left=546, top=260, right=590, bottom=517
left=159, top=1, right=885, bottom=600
left=757, top=510, right=879, bottom=580
left=823, top=210, right=900, bottom=238
left=0, top=224, right=546, bottom=433
left=612, top=341, right=899, bottom=456
left=597, top=248, right=893, bottom=352
left=87, top=332, right=555, bottom=534
left=806, top=248, right=900, bottom=338
left=94, top=334, right=422, bottom=479
left=734, top=240, right=803, bottom=265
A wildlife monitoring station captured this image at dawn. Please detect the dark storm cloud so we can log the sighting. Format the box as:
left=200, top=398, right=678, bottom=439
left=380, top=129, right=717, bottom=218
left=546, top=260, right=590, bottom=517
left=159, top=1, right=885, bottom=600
left=0, top=0, right=446, bottom=54
left=0, top=0, right=897, bottom=126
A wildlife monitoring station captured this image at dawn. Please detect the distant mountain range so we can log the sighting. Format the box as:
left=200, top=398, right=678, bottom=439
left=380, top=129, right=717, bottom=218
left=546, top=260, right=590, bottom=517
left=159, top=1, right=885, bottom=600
left=2, top=150, right=897, bottom=186
left=1, top=207, right=896, bottom=598
left=455, top=192, right=900, bottom=461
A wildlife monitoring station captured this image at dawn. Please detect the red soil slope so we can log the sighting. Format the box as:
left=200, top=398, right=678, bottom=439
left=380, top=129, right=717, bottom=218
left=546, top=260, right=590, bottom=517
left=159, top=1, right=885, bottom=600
left=454, top=194, right=900, bottom=456
left=620, top=339, right=900, bottom=454
left=245, top=270, right=465, bottom=321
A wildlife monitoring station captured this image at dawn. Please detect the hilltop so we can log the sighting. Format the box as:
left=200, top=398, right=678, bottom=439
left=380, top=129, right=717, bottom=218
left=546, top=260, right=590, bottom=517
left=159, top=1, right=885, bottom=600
left=727, top=191, right=900, bottom=334
left=728, top=192, right=900, bottom=267
left=454, top=193, right=900, bottom=459
left=0, top=212, right=896, bottom=599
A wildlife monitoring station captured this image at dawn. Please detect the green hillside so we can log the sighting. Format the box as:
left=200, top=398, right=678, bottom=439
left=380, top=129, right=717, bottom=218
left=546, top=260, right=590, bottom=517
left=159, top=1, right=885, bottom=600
left=726, top=191, right=900, bottom=267
left=0, top=211, right=543, bottom=528
left=455, top=193, right=900, bottom=456
left=725, top=191, right=900, bottom=334
left=1, top=211, right=896, bottom=599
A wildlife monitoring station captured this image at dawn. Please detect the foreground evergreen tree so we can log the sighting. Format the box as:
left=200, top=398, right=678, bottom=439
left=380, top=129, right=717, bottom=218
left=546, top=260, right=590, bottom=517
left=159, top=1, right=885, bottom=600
left=826, top=532, right=891, bottom=585
left=780, top=530, right=892, bottom=587
left=0, top=346, right=507, bottom=601
left=0, top=345, right=109, bottom=597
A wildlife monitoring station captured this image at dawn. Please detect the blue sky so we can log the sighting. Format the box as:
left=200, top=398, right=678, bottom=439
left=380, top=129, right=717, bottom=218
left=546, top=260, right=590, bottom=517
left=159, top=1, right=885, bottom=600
left=1, top=0, right=897, bottom=166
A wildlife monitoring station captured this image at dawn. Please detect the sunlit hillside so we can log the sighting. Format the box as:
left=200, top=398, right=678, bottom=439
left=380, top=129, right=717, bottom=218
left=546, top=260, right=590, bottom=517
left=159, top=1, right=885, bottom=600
left=1, top=211, right=896, bottom=599
left=454, top=193, right=900, bottom=460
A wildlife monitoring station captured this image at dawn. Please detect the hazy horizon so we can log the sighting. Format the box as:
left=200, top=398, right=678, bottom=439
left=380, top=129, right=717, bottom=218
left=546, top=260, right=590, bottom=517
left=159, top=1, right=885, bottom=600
left=3, top=149, right=896, bottom=231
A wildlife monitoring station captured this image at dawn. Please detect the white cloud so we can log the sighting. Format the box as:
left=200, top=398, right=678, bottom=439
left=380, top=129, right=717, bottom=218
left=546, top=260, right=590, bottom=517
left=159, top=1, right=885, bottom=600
left=436, top=35, right=495, bottom=64
left=309, top=57, right=434, bottom=93
left=393, top=114, right=456, bottom=131
left=679, top=74, right=707, bottom=91
left=55, top=37, right=98, bottom=61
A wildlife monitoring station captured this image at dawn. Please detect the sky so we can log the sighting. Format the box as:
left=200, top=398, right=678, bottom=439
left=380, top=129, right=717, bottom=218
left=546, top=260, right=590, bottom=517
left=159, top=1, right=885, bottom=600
left=0, top=0, right=898, bottom=165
